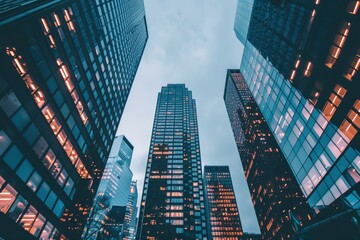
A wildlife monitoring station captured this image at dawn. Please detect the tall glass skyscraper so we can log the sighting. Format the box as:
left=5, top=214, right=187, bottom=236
left=234, top=0, right=360, bottom=235
left=204, top=165, right=243, bottom=240
left=137, top=84, right=208, bottom=240
left=0, top=0, right=147, bottom=239
left=224, top=70, right=312, bottom=239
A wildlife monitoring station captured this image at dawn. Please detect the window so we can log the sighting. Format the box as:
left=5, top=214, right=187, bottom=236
left=344, top=49, right=360, bottom=81
left=11, top=108, right=30, bottom=131
left=0, top=130, right=11, bottom=155
left=50, top=160, right=62, bottom=178
left=16, top=159, right=34, bottom=182
left=40, top=222, right=54, bottom=239
left=33, top=137, right=48, bottom=158
left=339, top=100, right=360, bottom=141
left=325, top=22, right=351, bottom=68
left=3, top=145, right=23, bottom=169
left=0, top=91, right=21, bottom=117
left=322, top=84, right=347, bottom=121
left=29, top=213, right=45, bottom=237
left=42, top=149, right=56, bottom=169
left=0, top=184, right=18, bottom=213
left=57, top=169, right=68, bottom=187
left=27, top=171, right=42, bottom=192
left=8, top=195, right=28, bottom=222
left=53, top=199, right=64, bottom=217
left=45, top=191, right=57, bottom=209
left=37, top=182, right=50, bottom=201
left=347, top=1, right=360, bottom=14
left=19, top=206, right=38, bottom=232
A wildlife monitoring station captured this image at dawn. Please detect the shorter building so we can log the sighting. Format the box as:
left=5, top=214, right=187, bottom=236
left=122, top=180, right=138, bottom=240
left=204, top=165, right=243, bottom=239
left=224, top=69, right=313, bottom=239
left=82, top=136, right=133, bottom=239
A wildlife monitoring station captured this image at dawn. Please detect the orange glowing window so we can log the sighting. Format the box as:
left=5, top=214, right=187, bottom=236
left=323, top=85, right=347, bottom=121
left=53, top=13, right=61, bottom=27
left=326, top=22, right=351, bottom=68
left=340, top=100, right=359, bottom=141
left=40, top=18, right=50, bottom=33
left=344, top=50, right=360, bottom=81
left=347, top=1, right=360, bottom=14
left=304, top=62, right=313, bottom=77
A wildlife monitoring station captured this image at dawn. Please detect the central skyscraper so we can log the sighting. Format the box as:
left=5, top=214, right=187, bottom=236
left=137, top=84, right=208, bottom=239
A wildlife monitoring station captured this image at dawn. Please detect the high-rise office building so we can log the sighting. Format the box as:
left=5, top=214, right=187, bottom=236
left=224, top=70, right=312, bottom=239
left=122, top=180, right=138, bottom=240
left=235, top=0, right=360, bottom=217
left=82, top=135, right=134, bottom=239
left=0, top=0, right=148, bottom=239
left=204, top=165, right=243, bottom=240
left=137, top=84, right=208, bottom=239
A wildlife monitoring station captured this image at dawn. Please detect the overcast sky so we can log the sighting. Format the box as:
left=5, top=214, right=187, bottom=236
left=117, top=0, right=260, bottom=234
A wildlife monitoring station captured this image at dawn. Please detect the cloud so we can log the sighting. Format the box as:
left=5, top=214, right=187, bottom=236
left=117, top=0, right=260, bottom=233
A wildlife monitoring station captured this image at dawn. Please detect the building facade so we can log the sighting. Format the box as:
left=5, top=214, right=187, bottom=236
left=82, top=135, right=134, bottom=239
left=122, top=180, right=138, bottom=240
left=204, top=165, right=243, bottom=240
left=235, top=0, right=360, bottom=217
left=224, top=70, right=312, bottom=239
left=137, top=84, right=208, bottom=239
left=0, top=0, right=148, bottom=239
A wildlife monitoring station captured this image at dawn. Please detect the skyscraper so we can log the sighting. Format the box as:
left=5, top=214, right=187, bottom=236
left=137, top=84, right=208, bottom=239
left=224, top=70, right=312, bottom=239
left=235, top=0, right=360, bottom=217
left=0, top=0, right=147, bottom=239
left=204, top=165, right=243, bottom=240
left=82, top=135, right=134, bottom=239
left=122, top=180, right=138, bottom=240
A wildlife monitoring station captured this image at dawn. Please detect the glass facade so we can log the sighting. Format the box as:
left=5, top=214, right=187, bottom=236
left=122, top=180, right=138, bottom=240
left=137, top=84, right=208, bottom=240
left=224, top=70, right=312, bottom=239
left=235, top=0, right=360, bottom=213
left=0, top=0, right=148, bottom=239
left=233, top=0, right=254, bottom=45
left=204, top=165, right=243, bottom=239
left=83, top=135, right=133, bottom=239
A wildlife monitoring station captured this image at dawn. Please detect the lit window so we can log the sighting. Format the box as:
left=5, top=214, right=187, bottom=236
left=19, top=205, right=38, bottom=232
left=339, top=100, right=359, bottom=141
left=325, top=22, right=351, bottom=68
left=0, top=184, right=18, bottom=213
left=344, top=49, right=360, bottom=81
left=322, top=84, right=347, bottom=121
left=53, top=13, right=61, bottom=27
left=304, top=62, right=313, bottom=77
left=347, top=1, right=360, bottom=14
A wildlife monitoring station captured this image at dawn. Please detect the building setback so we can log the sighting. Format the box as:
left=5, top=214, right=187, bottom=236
left=137, top=84, right=208, bottom=239
left=235, top=0, right=360, bottom=226
left=0, top=0, right=148, bottom=239
left=204, top=165, right=243, bottom=240
left=224, top=70, right=312, bottom=239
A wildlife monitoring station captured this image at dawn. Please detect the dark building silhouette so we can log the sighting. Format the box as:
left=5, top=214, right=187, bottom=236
left=0, top=0, right=148, bottom=239
left=204, top=165, right=243, bottom=240
left=235, top=0, right=360, bottom=234
left=137, top=84, right=208, bottom=239
left=224, top=70, right=312, bottom=239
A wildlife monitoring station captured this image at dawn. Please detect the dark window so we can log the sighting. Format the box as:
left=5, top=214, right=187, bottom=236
left=11, top=108, right=30, bottom=131
left=37, top=182, right=50, bottom=201
left=3, top=145, right=23, bottom=169
left=16, top=159, right=33, bottom=182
